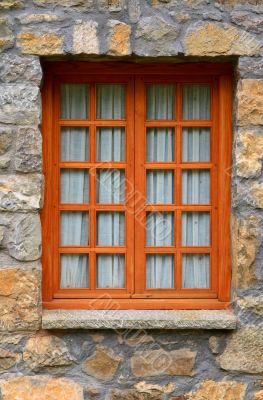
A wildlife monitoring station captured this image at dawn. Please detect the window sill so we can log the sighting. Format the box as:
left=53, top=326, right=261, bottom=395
left=42, top=309, right=237, bottom=330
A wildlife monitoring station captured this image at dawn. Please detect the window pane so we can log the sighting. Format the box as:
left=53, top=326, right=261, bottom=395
left=96, top=84, right=125, bottom=119
left=60, top=254, right=88, bottom=288
left=146, top=84, right=175, bottom=120
left=182, top=170, right=210, bottom=204
left=97, top=212, right=125, bottom=246
left=146, top=170, right=174, bottom=204
left=183, top=84, right=211, bottom=120
left=60, top=212, right=88, bottom=246
left=146, top=212, right=174, bottom=246
left=61, top=84, right=88, bottom=119
left=182, top=212, right=210, bottom=246
left=60, top=169, right=89, bottom=204
left=146, top=128, right=174, bottom=162
left=97, top=169, right=125, bottom=204
left=182, top=254, right=210, bottom=288
left=146, top=254, right=174, bottom=288
left=97, top=254, right=125, bottom=288
left=182, top=128, right=210, bottom=162
left=96, top=127, right=125, bottom=161
left=61, top=127, right=89, bottom=161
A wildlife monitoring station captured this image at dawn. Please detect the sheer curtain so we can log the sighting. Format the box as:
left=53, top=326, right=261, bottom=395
left=182, top=254, right=210, bottom=288
left=60, top=84, right=89, bottom=288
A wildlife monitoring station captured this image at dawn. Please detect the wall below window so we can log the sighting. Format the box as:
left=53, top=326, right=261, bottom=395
left=0, top=0, right=262, bottom=399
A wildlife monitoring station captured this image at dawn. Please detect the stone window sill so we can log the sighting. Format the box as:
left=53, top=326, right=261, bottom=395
left=42, top=309, right=237, bottom=330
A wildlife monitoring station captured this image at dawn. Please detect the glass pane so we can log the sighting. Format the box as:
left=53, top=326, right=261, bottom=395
left=96, top=84, right=125, bottom=119
left=60, top=169, right=89, bottom=204
left=96, top=127, right=125, bottom=161
left=182, top=212, right=210, bottom=246
left=146, top=170, right=174, bottom=204
left=60, top=212, right=88, bottom=246
left=97, top=169, right=125, bottom=204
left=61, top=127, right=89, bottom=161
left=182, top=254, right=210, bottom=288
left=182, top=128, right=210, bottom=162
left=61, top=84, right=88, bottom=119
left=183, top=84, right=211, bottom=120
left=146, top=128, right=174, bottom=162
left=146, top=84, right=175, bottom=120
left=146, top=254, right=174, bottom=288
left=146, top=212, right=174, bottom=246
left=97, top=212, right=125, bottom=246
left=182, top=170, right=210, bottom=204
left=60, top=254, right=88, bottom=288
left=97, top=254, right=125, bottom=288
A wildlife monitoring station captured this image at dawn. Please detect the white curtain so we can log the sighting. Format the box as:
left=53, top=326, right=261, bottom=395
left=182, top=127, right=210, bottom=162
left=97, top=255, right=124, bottom=288
left=147, top=171, right=173, bottom=204
left=97, top=127, right=125, bottom=161
left=61, top=127, right=88, bottom=161
left=97, top=169, right=125, bottom=204
left=96, top=84, right=125, bottom=119
left=97, top=212, right=125, bottom=246
left=146, top=255, right=174, bottom=288
left=146, top=84, right=174, bottom=120
left=182, top=254, right=210, bottom=288
left=60, top=254, right=88, bottom=288
left=146, top=212, right=173, bottom=246
left=61, top=84, right=88, bottom=119
left=182, top=212, right=210, bottom=246
left=182, top=170, right=210, bottom=204
left=146, top=128, right=174, bottom=162
left=183, top=84, right=210, bottom=120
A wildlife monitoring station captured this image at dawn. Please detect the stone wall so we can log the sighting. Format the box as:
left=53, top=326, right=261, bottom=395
left=0, top=0, right=263, bottom=399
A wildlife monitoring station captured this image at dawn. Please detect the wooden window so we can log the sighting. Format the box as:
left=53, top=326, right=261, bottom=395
left=42, top=62, right=232, bottom=309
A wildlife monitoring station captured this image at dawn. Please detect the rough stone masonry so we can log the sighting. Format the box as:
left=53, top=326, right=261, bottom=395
left=0, top=0, right=263, bottom=399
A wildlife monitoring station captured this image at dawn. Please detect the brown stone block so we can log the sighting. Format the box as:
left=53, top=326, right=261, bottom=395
left=237, top=80, right=263, bottom=126
left=17, top=30, right=63, bottom=55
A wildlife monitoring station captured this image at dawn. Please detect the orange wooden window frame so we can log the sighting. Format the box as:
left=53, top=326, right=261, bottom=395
left=42, top=62, right=232, bottom=310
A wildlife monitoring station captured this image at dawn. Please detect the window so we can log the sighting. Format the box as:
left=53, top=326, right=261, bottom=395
left=42, top=62, right=232, bottom=309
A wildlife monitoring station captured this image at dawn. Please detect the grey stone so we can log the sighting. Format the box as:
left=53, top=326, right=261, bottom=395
left=218, top=327, right=263, bottom=374
left=0, top=55, right=42, bottom=84
left=231, top=11, right=263, bottom=33
left=0, top=85, right=40, bottom=125
left=134, top=16, right=180, bottom=56
left=0, top=156, right=11, bottom=169
left=238, top=57, right=263, bottom=79
left=7, top=214, right=41, bottom=261
left=14, top=127, right=42, bottom=172
left=17, top=13, right=64, bottom=24
left=42, top=310, right=237, bottom=330
left=0, top=174, right=42, bottom=211
left=128, top=0, right=141, bottom=23
left=73, top=20, right=99, bottom=55
left=0, top=18, right=14, bottom=53
left=0, top=127, right=13, bottom=155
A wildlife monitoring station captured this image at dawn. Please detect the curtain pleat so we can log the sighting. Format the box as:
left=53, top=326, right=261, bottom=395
left=97, top=127, right=124, bottom=161
left=97, top=254, right=125, bottom=288
left=146, top=255, right=174, bottom=288
left=182, top=254, right=209, bottom=288
left=146, top=212, right=174, bottom=246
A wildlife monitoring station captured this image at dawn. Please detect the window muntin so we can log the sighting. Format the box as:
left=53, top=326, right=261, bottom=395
left=42, top=63, right=232, bottom=309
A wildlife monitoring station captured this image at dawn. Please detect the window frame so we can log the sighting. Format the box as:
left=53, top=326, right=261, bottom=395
left=42, top=62, right=232, bottom=310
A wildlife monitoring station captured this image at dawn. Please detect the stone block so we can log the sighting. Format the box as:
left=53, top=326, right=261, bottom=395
left=33, top=0, right=93, bottom=7
left=0, top=348, right=21, bottom=372
left=17, top=13, right=64, bottom=24
left=0, top=174, right=42, bottom=211
left=128, top=0, right=141, bottom=23
left=0, top=269, right=16, bottom=296
left=0, top=55, right=42, bottom=84
left=236, top=131, right=263, bottom=178
left=107, top=20, right=131, bottom=56
left=7, top=214, right=41, bottom=261
left=17, top=30, right=63, bottom=55
left=186, top=380, right=247, bottom=400
left=238, top=57, right=263, bottom=79
left=131, top=348, right=196, bottom=377
left=14, top=127, right=42, bottom=172
left=0, top=0, right=23, bottom=9
left=135, top=16, right=179, bottom=56
left=0, top=84, right=40, bottom=125
left=237, top=79, right=263, bottom=126
left=73, top=20, right=99, bottom=54
left=0, top=376, right=84, bottom=400
left=23, top=334, right=74, bottom=371
left=0, top=18, right=14, bottom=53
left=237, top=295, right=263, bottom=316
left=83, top=346, right=122, bottom=381
left=184, top=22, right=261, bottom=56
left=0, top=127, right=13, bottom=156
left=107, top=388, right=165, bottom=400
left=231, top=11, right=263, bottom=33
left=218, top=327, right=263, bottom=374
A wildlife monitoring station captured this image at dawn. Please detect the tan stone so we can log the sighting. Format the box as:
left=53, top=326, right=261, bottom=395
left=237, top=296, right=263, bottom=316
left=232, top=215, right=259, bottom=289
left=185, top=380, right=247, bottom=400
left=0, top=269, right=16, bottom=296
left=0, top=376, right=84, bottom=400
left=218, top=327, right=263, bottom=374
left=250, top=183, right=263, bottom=208
left=236, top=132, right=263, bottom=178
left=90, top=333, right=104, bottom=343
left=0, top=0, right=23, bottom=9
left=23, top=334, right=74, bottom=371
left=108, top=388, right=165, bottom=400
left=18, top=13, right=63, bottom=24
left=17, top=30, right=63, bottom=55
left=184, top=22, right=261, bottom=56
left=33, top=0, right=93, bottom=6
left=107, top=21, right=131, bottom=56
left=208, top=336, right=222, bottom=355
left=237, top=80, right=263, bottom=126
left=118, top=332, right=154, bottom=347
left=134, top=382, right=175, bottom=394
left=0, top=348, right=21, bottom=371
left=131, top=348, right=196, bottom=377
left=83, top=346, right=122, bottom=381
left=73, top=20, right=99, bottom=54
left=0, top=18, right=14, bottom=53
left=255, top=390, right=263, bottom=400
